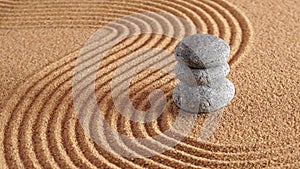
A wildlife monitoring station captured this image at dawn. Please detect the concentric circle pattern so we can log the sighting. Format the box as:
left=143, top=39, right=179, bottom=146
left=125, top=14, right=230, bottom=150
left=2, top=0, right=299, bottom=168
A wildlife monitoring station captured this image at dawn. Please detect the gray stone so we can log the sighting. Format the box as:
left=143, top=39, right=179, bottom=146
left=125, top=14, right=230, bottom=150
left=172, top=78, right=235, bottom=113
left=174, top=34, right=230, bottom=69
left=175, top=62, right=230, bottom=86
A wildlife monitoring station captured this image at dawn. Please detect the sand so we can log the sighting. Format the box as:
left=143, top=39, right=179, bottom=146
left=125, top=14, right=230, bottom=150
left=0, top=0, right=299, bottom=168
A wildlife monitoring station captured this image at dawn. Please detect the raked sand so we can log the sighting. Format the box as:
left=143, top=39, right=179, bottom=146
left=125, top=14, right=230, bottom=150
left=0, top=0, right=299, bottom=168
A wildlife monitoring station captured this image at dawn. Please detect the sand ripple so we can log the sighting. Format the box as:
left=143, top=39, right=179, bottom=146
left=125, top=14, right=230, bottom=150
left=2, top=0, right=298, bottom=168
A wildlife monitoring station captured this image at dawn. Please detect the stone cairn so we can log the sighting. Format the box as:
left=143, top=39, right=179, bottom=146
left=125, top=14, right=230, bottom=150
left=172, top=34, right=235, bottom=113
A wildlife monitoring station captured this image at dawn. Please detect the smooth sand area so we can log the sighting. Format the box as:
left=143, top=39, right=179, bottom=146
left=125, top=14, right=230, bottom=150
left=0, top=0, right=299, bottom=168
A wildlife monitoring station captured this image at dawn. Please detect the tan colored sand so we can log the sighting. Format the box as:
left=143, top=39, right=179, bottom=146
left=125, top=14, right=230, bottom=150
left=0, top=0, right=299, bottom=168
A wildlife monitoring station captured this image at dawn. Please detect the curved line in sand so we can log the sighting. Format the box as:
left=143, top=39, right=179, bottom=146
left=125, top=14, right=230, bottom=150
left=0, top=0, right=252, bottom=64
left=1, top=0, right=298, bottom=167
left=73, top=12, right=204, bottom=159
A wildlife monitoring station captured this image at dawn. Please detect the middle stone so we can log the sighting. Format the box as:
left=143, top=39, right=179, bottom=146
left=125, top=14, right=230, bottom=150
left=175, top=62, right=230, bottom=86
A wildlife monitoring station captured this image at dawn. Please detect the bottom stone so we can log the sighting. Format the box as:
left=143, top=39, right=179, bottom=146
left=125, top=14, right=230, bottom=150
left=172, top=78, right=235, bottom=113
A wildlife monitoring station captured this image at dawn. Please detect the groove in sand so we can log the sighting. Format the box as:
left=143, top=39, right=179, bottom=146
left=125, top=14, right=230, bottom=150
left=4, top=0, right=297, bottom=168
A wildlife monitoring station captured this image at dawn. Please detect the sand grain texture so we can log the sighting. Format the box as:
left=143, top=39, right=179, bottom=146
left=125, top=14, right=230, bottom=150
left=0, top=0, right=299, bottom=168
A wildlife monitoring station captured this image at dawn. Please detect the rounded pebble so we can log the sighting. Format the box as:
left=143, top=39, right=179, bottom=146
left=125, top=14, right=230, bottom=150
left=174, top=62, right=230, bottom=85
left=172, top=78, right=235, bottom=113
left=174, top=34, right=230, bottom=68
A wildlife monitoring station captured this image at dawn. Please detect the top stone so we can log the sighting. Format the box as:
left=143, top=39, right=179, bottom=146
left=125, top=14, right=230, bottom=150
left=174, top=34, right=230, bottom=68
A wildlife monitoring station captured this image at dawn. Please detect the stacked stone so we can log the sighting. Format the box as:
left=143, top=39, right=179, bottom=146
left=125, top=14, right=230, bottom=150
left=172, top=34, right=235, bottom=113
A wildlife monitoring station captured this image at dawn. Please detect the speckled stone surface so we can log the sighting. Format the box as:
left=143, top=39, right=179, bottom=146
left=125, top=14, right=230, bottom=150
left=175, top=62, right=230, bottom=86
left=173, top=34, right=235, bottom=113
left=174, top=34, right=230, bottom=69
left=173, top=78, right=235, bottom=113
